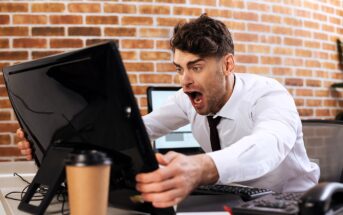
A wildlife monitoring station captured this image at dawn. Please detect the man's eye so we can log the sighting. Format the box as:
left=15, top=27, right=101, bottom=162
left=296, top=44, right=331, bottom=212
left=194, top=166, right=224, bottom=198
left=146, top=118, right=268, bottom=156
left=192, top=66, right=202, bottom=72
left=176, top=68, right=183, bottom=74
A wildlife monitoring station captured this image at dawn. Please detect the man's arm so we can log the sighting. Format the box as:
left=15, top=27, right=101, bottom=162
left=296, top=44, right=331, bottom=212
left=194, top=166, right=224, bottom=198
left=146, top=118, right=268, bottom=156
left=136, top=152, right=219, bottom=208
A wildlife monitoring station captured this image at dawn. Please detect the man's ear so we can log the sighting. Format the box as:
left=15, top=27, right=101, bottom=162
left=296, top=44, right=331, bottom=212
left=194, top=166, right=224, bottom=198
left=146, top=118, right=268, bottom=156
left=223, top=54, right=235, bottom=76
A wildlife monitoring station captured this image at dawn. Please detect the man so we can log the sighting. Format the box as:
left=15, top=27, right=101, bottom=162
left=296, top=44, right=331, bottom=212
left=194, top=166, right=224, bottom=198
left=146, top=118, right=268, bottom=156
left=17, top=14, right=319, bottom=208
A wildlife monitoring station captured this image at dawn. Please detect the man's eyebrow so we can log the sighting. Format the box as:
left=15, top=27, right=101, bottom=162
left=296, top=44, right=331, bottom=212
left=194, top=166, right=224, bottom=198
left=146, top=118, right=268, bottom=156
left=173, top=58, right=205, bottom=68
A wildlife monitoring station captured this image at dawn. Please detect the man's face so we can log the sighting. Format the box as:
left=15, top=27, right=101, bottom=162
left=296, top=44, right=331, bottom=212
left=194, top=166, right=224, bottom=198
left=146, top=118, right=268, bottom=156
left=173, top=49, right=234, bottom=115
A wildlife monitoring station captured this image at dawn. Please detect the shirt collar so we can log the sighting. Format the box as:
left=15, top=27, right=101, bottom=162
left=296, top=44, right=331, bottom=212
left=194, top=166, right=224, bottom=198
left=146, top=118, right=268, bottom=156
left=214, top=73, right=242, bottom=120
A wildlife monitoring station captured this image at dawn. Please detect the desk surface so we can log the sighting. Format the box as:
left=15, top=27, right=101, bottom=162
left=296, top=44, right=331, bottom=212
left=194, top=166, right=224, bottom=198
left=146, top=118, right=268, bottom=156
left=0, top=161, right=240, bottom=215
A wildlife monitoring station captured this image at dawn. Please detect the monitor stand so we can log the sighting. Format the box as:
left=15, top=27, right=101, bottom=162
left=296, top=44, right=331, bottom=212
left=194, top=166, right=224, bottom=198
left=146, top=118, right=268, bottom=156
left=18, top=146, right=72, bottom=215
left=18, top=146, right=176, bottom=215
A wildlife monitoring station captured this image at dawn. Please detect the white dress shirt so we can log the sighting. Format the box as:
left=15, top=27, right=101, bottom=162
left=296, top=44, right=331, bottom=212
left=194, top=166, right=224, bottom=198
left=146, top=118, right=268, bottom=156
left=143, top=73, right=320, bottom=192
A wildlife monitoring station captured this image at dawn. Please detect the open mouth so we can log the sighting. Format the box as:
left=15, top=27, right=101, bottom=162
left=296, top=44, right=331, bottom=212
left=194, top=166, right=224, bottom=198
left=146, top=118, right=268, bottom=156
left=185, top=91, right=203, bottom=105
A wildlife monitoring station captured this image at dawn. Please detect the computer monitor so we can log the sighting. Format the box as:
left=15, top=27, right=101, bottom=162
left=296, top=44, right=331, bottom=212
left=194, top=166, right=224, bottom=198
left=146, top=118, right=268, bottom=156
left=147, top=87, right=204, bottom=155
left=2, top=41, right=174, bottom=215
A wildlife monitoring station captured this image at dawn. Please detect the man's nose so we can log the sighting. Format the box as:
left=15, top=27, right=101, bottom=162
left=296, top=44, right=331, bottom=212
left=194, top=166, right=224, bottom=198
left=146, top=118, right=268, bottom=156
left=180, top=70, right=193, bottom=87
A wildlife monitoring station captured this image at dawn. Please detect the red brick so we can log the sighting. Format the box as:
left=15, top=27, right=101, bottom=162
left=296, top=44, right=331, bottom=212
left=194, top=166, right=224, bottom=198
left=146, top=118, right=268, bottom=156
left=273, top=47, right=293, bottom=55
left=304, top=21, right=319, bottom=29
left=128, top=74, right=138, bottom=84
left=122, top=16, right=153, bottom=25
left=304, top=1, right=319, bottom=10
left=140, top=97, right=148, bottom=107
left=0, top=147, right=21, bottom=157
left=224, top=21, right=246, bottom=31
left=234, top=33, right=258, bottom=42
left=260, top=35, right=281, bottom=44
left=294, top=29, right=311, bottom=38
left=0, top=27, right=28, bottom=36
left=121, top=51, right=137, bottom=60
left=132, top=85, right=148, bottom=95
left=284, top=58, right=303, bottom=66
left=220, top=0, right=245, bottom=8
left=321, top=24, right=335, bottom=33
left=68, top=27, right=101, bottom=36
left=233, top=11, right=258, bottom=21
left=298, top=109, right=314, bottom=117
left=247, top=45, right=270, bottom=54
left=50, top=15, right=82, bottom=24
left=261, top=56, right=281, bottom=65
left=272, top=5, right=292, bottom=14
left=0, top=3, right=28, bottom=12
left=295, top=9, right=311, bottom=19
left=32, top=27, right=64, bottom=36
left=105, top=27, right=136, bottom=37
left=296, top=89, right=313, bottom=96
left=0, top=52, right=28, bottom=60
left=157, top=63, right=175, bottom=72
left=32, top=3, right=65, bottom=12
left=32, top=51, right=62, bottom=60
left=139, top=74, right=173, bottom=83
left=13, top=15, right=47, bottom=24
left=139, top=5, right=170, bottom=14
left=314, top=71, right=329, bottom=79
left=0, top=134, right=11, bottom=145
left=247, top=2, right=270, bottom=11
left=0, top=15, right=10, bottom=25
left=0, top=123, right=19, bottom=133
left=304, top=41, right=320, bottom=49
left=86, top=16, right=119, bottom=25
left=294, top=98, right=304, bottom=106
left=272, top=26, right=293, bottom=36
left=156, top=40, right=171, bottom=49
left=246, top=66, right=269, bottom=75
left=306, top=99, right=321, bottom=107
left=236, top=55, right=258, bottom=64
left=305, top=60, right=321, bottom=68
left=121, top=40, right=153, bottom=49
left=104, top=4, right=136, bottom=13
left=316, top=109, right=330, bottom=117
left=68, top=3, right=100, bottom=13
left=140, top=51, right=171, bottom=61
left=296, top=69, right=312, bottom=77
left=261, top=15, right=281, bottom=23
left=124, top=62, right=153, bottom=72
left=235, top=43, right=246, bottom=52
left=272, top=67, right=292, bottom=76
left=155, top=0, right=185, bottom=3
left=189, top=0, right=216, bottom=5
left=157, top=18, right=186, bottom=26
left=13, top=38, right=47, bottom=48
left=0, top=111, right=11, bottom=121
left=140, top=28, right=170, bottom=38
left=284, top=37, right=302, bottom=46
left=0, top=39, right=9, bottom=48
left=174, top=7, right=202, bottom=16
left=285, top=78, right=303, bottom=86
left=323, top=100, right=337, bottom=107
left=50, top=39, right=83, bottom=48
left=247, top=23, right=270, bottom=33
left=0, top=100, right=11, bottom=109
left=205, top=9, right=232, bottom=18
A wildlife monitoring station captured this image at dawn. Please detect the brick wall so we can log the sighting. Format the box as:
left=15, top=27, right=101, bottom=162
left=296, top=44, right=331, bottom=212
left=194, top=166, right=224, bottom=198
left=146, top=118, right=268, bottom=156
left=0, top=0, right=342, bottom=161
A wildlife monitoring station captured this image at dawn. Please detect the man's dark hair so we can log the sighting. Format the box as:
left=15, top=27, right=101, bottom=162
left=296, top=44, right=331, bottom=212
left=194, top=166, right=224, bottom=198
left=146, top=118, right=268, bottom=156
left=170, top=14, right=234, bottom=58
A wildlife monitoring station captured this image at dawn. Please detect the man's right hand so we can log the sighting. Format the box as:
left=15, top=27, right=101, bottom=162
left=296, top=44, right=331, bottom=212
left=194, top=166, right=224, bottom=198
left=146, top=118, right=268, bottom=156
left=16, top=128, right=32, bottom=160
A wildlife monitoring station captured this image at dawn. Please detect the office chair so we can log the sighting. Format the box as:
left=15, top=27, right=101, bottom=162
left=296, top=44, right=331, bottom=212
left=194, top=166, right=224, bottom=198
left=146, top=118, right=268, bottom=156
left=302, top=120, right=343, bottom=183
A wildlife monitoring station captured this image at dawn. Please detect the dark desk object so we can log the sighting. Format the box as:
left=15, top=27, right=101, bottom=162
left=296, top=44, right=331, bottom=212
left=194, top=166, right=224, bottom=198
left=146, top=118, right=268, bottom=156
left=302, top=120, right=343, bottom=183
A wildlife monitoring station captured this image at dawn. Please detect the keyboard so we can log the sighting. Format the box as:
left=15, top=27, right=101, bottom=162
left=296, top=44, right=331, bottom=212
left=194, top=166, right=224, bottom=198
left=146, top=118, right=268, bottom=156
left=231, top=192, right=303, bottom=215
left=193, top=184, right=274, bottom=201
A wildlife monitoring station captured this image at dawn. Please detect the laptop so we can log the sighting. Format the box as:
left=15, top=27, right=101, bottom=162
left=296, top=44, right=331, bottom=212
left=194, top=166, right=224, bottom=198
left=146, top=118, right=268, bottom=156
left=147, top=86, right=204, bottom=155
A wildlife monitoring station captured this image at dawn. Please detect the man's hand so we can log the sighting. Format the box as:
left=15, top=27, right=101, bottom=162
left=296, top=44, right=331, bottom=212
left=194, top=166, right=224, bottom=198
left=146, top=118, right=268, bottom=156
left=135, top=151, right=219, bottom=208
left=16, top=128, right=32, bottom=160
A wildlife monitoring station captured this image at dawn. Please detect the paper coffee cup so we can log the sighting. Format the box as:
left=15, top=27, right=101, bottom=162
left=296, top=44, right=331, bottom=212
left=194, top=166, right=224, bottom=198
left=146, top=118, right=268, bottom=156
left=65, top=150, right=112, bottom=215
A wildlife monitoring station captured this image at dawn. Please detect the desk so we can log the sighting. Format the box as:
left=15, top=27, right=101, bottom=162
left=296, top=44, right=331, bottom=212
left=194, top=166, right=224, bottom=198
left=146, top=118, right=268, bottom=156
left=0, top=162, right=241, bottom=215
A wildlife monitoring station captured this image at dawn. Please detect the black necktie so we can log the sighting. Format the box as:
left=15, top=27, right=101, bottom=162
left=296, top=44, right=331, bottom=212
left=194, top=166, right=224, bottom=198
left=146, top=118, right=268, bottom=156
left=207, top=116, right=222, bottom=151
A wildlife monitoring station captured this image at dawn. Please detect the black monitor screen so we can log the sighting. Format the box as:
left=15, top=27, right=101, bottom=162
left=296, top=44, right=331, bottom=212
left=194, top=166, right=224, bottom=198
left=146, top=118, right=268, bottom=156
left=3, top=41, right=173, bottom=214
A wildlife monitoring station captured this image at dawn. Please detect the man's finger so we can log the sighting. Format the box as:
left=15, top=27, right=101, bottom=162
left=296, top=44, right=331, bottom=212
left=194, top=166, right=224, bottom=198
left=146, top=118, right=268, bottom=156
left=136, top=177, right=175, bottom=193
left=16, top=128, right=24, bottom=139
left=152, top=197, right=182, bottom=208
left=136, top=166, right=176, bottom=183
left=141, top=187, right=182, bottom=204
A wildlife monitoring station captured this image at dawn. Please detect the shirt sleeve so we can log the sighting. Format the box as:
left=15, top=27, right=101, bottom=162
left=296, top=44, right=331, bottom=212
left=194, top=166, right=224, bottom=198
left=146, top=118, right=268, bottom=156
left=208, top=80, right=301, bottom=184
left=143, top=90, right=190, bottom=140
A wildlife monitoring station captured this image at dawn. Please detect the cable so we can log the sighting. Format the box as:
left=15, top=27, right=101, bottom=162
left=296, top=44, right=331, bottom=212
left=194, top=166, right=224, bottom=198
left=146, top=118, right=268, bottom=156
left=4, top=172, right=69, bottom=214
